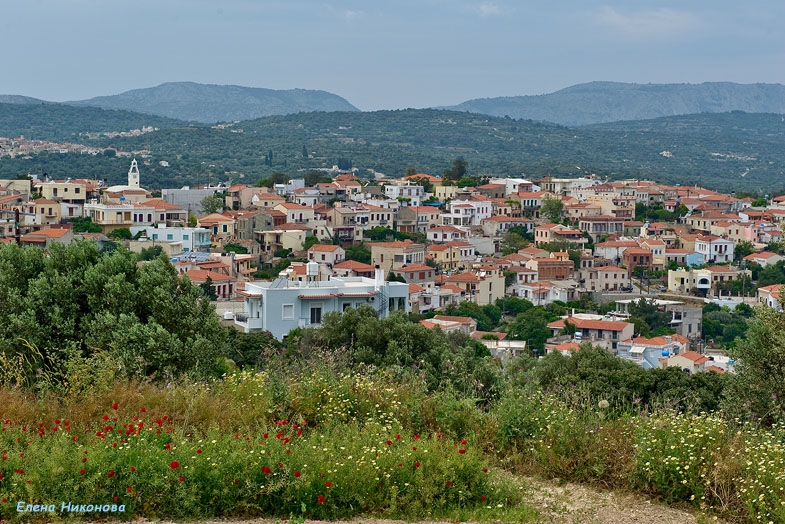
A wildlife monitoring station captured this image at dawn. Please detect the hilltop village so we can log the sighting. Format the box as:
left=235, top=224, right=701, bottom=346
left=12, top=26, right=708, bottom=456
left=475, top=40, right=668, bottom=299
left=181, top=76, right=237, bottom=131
left=2, top=161, right=779, bottom=372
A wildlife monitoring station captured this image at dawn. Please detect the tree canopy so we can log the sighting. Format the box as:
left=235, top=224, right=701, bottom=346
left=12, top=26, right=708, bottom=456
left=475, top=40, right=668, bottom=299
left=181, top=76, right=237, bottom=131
left=0, top=242, right=226, bottom=387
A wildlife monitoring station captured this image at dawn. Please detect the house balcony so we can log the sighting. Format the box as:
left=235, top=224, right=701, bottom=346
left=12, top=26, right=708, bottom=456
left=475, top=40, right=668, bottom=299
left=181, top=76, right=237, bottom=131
left=234, top=313, right=265, bottom=332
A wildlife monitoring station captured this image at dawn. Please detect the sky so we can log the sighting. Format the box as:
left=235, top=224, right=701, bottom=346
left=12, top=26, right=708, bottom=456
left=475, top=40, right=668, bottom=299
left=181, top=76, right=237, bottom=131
left=1, top=0, right=783, bottom=111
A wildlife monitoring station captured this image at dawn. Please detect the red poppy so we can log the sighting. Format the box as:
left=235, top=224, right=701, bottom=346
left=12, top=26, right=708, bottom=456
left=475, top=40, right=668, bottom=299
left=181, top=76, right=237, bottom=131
left=102, top=415, right=109, bottom=421
left=413, top=434, right=421, bottom=440
left=386, top=440, right=392, bottom=446
left=414, top=461, right=421, bottom=468
left=395, top=434, right=401, bottom=439
left=317, top=495, right=325, bottom=504
left=72, top=436, right=78, bottom=441
left=294, top=471, right=301, bottom=478
left=170, top=461, right=180, bottom=469
left=277, top=462, right=284, bottom=467
left=79, top=469, right=85, bottom=475
left=164, top=443, right=171, bottom=451
left=113, top=496, right=119, bottom=502
left=436, top=432, right=443, bottom=438
left=127, top=486, right=132, bottom=492
left=1, top=498, right=6, bottom=503
left=481, top=495, right=486, bottom=501
left=263, top=433, right=268, bottom=439
left=446, top=481, right=452, bottom=486
left=179, top=476, right=184, bottom=482
left=130, top=466, right=135, bottom=472
left=0, top=473, right=3, bottom=479
left=262, top=466, right=272, bottom=475
left=412, top=446, right=417, bottom=451
left=325, top=481, right=332, bottom=487
left=459, top=449, right=466, bottom=454
left=197, top=449, right=202, bottom=454
left=461, top=439, right=468, bottom=444
left=82, top=457, right=87, bottom=463
left=107, top=470, right=115, bottom=478
left=140, top=407, right=147, bottom=413
left=297, top=429, right=303, bottom=436
left=112, top=403, right=119, bottom=410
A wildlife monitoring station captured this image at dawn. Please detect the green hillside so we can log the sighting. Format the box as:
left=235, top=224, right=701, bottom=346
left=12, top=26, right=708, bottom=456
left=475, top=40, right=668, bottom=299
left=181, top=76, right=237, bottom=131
left=1, top=107, right=783, bottom=194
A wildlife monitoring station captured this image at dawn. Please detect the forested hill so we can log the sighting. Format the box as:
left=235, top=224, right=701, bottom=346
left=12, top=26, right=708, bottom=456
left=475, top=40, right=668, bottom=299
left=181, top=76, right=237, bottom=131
left=1, top=107, right=783, bottom=195
left=66, top=82, right=360, bottom=123
left=448, top=82, right=785, bottom=126
left=0, top=102, right=187, bottom=140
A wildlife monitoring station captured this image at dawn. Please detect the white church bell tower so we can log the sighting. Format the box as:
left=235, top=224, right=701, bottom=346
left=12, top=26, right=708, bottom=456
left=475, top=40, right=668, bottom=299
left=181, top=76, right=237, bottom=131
left=128, top=158, right=140, bottom=188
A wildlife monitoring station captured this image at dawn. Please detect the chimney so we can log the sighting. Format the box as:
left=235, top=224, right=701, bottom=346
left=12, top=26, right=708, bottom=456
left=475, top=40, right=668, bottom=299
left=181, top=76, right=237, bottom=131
left=374, top=264, right=384, bottom=291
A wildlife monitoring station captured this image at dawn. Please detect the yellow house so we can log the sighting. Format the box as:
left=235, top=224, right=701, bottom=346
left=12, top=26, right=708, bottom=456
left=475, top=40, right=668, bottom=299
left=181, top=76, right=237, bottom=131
left=30, top=198, right=62, bottom=225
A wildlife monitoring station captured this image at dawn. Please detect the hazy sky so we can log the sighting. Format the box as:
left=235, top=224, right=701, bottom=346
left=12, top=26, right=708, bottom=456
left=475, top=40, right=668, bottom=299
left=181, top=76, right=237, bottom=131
left=2, top=1, right=783, bottom=110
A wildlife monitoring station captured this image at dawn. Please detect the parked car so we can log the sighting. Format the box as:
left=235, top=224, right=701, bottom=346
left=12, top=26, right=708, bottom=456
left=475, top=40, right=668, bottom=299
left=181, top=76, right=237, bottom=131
left=655, top=285, right=667, bottom=292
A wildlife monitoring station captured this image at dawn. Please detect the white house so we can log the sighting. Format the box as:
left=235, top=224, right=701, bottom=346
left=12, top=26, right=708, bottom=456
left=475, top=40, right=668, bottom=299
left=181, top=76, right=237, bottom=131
left=441, top=200, right=492, bottom=227
left=132, top=224, right=212, bottom=252
left=383, top=182, right=424, bottom=207
left=235, top=267, right=410, bottom=340
left=694, top=235, right=734, bottom=264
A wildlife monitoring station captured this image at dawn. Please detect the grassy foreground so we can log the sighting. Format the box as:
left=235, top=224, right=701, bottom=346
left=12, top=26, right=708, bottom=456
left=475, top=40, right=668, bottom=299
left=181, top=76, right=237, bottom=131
left=1, top=367, right=784, bottom=522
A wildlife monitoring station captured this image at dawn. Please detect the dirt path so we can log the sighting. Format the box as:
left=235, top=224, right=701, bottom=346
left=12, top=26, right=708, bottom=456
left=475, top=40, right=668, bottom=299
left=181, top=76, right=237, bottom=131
left=523, top=477, right=714, bottom=524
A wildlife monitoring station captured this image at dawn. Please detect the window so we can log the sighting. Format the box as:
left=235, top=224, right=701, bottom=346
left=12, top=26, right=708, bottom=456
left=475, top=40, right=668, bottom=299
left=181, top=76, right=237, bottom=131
left=282, top=304, right=294, bottom=320
left=183, top=234, right=189, bottom=240
left=310, top=306, right=322, bottom=325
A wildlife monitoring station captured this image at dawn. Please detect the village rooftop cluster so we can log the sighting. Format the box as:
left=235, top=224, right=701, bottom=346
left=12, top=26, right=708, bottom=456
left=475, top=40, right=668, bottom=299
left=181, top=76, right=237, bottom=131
left=2, top=162, right=781, bottom=374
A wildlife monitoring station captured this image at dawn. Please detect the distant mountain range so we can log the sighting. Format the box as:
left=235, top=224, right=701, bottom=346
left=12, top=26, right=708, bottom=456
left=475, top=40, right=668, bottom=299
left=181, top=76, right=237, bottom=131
left=447, top=82, right=785, bottom=126
left=2, top=81, right=784, bottom=126
left=66, top=82, right=359, bottom=123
